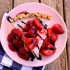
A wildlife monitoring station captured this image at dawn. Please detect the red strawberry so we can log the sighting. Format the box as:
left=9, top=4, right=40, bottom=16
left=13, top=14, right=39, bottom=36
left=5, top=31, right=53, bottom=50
left=19, top=47, right=27, bottom=55
left=25, top=27, right=36, bottom=38
left=33, top=18, right=42, bottom=30
left=7, top=32, right=15, bottom=42
left=17, top=52, right=29, bottom=61
left=47, top=44, right=54, bottom=49
left=51, top=34, right=58, bottom=42
left=24, top=20, right=33, bottom=32
left=52, top=24, right=64, bottom=34
left=8, top=42, right=15, bottom=51
left=12, top=39, right=20, bottom=50
left=44, top=37, right=51, bottom=45
left=47, top=28, right=53, bottom=37
left=19, top=40, right=24, bottom=47
left=25, top=38, right=33, bottom=45
left=26, top=43, right=35, bottom=51
left=11, top=28, right=22, bottom=38
left=40, top=48, right=55, bottom=56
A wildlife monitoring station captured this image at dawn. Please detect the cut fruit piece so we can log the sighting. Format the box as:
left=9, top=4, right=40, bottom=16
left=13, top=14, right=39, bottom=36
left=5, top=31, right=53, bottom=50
left=25, top=38, right=33, bottom=45
left=19, top=47, right=28, bottom=55
left=52, top=24, right=64, bottom=34
left=51, top=34, right=58, bottom=42
left=25, top=27, right=36, bottom=38
left=11, top=28, right=23, bottom=38
left=44, top=37, right=51, bottom=45
left=24, top=20, right=33, bottom=32
left=40, top=48, right=55, bottom=56
left=26, top=43, right=35, bottom=51
left=33, top=18, right=42, bottom=30
left=47, top=28, right=53, bottom=37
left=7, top=32, right=15, bottom=42
left=17, top=52, right=29, bottom=61
left=8, top=42, right=15, bottom=51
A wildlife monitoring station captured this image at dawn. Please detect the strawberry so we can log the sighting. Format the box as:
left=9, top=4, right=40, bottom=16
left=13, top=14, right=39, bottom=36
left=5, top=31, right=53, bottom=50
left=40, top=48, right=55, bottom=56
left=51, top=34, right=58, bottom=42
left=44, top=37, right=51, bottom=45
left=47, top=44, right=55, bottom=49
left=25, top=27, right=36, bottom=38
left=26, top=44, right=35, bottom=51
left=52, top=24, right=64, bottom=34
left=19, top=47, right=27, bottom=55
left=17, top=52, right=29, bottom=61
left=8, top=42, right=15, bottom=51
left=33, top=18, right=42, bottom=30
left=47, top=28, right=53, bottom=37
left=11, top=28, right=22, bottom=38
left=24, top=20, right=33, bottom=32
left=25, top=38, right=33, bottom=45
left=7, top=32, right=15, bottom=42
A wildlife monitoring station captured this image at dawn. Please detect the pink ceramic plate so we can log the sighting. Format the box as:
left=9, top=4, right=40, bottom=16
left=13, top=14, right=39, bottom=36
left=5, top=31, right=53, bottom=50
left=1, top=2, right=67, bottom=67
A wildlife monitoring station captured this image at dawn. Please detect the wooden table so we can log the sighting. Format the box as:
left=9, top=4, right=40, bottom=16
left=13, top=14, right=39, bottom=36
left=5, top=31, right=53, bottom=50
left=0, top=0, right=69, bottom=70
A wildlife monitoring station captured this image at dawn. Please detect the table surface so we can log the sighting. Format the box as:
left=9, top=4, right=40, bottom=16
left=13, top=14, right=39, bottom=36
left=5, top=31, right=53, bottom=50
left=0, top=0, right=69, bottom=70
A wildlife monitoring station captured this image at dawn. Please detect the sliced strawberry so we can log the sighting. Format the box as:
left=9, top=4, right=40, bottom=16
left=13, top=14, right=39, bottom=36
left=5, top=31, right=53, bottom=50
left=52, top=24, right=64, bottom=34
left=33, top=18, right=42, bottom=30
left=17, top=52, right=29, bottom=61
left=25, top=27, right=36, bottom=38
left=47, top=44, right=55, bottom=49
left=19, top=40, right=24, bottom=47
left=51, top=34, right=58, bottom=42
left=24, top=20, right=33, bottom=32
left=11, top=28, right=23, bottom=38
left=44, top=37, right=51, bottom=45
left=40, top=48, right=55, bottom=56
left=47, top=28, right=53, bottom=37
left=8, top=42, right=15, bottom=51
left=25, top=38, right=33, bottom=45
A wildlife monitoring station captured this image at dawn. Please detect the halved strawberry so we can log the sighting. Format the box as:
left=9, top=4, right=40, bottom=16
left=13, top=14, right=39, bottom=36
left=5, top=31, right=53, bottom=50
left=44, top=37, right=51, bottom=45
left=24, top=20, right=33, bottom=32
left=11, top=28, right=23, bottom=38
left=8, top=42, right=15, bottom=51
left=52, top=24, right=64, bottom=34
left=51, top=34, right=58, bottom=42
left=25, top=27, right=36, bottom=38
left=33, top=18, right=42, bottom=30
left=25, top=38, right=33, bottom=45
left=47, top=28, right=53, bottom=37
left=40, top=48, right=55, bottom=56
left=47, top=44, right=55, bottom=49
left=26, top=44, right=35, bottom=51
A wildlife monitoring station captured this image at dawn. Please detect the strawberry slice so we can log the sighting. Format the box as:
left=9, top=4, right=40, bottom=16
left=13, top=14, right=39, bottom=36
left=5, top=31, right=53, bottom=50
left=25, top=27, right=36, bottom=38
left=44, top=37, right=51, bottom=45
left=52, top=24, right=64, bottom=34
left=33, top=18, right=42, bottom=30
left=51, top=34, right=58, bottom=42
left=47, top=28, right=53, bottom=37
left=25, top=38, right=33, bottom=45
left=8, top=42, right=15, bottom=51
left=24, top=20, right=33, bottom=32
left=11, top=28, right=22, bottom=38
left=40, top=48, right=55, bottom=56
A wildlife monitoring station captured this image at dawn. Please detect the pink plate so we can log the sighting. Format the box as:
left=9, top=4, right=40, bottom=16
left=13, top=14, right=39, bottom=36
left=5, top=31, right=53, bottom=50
left=1, top=2, right=67, bottom=67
